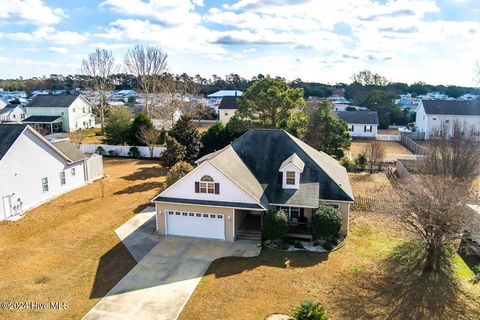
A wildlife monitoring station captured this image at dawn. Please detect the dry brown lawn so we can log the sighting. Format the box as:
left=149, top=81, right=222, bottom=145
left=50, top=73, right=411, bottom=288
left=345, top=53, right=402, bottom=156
left=67, top=127, right=105, bottom=144
left=0, top=158, right=167, bottom=320
left=348, top=141, right=412, bottom=162
left=180, top=173, right=480, bottom=320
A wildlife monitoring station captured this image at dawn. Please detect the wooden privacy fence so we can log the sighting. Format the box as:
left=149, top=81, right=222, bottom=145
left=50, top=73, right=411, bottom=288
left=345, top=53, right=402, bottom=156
left=352, top=195, right=379, bottom=212
left=376, top=134, right=401, bottom=141
left=400, top=133, right=427, bottom=155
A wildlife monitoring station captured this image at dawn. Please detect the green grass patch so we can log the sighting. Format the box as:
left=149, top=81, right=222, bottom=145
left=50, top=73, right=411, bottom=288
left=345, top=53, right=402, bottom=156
left=349, top=263, right=368, bottom=273
left=454, top=253, right=475, bottom=280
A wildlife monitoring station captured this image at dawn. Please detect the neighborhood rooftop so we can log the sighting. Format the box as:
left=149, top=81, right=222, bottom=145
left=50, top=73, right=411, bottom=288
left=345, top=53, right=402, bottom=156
left=335, top=111, right=379, bottom=124
left=0, top=123, right=27, bottom=161
left=421, top=99, right=480, bottom=116
left=26, top=94, right=80, bottom=108
left=218, top=96, right=241, bottom=110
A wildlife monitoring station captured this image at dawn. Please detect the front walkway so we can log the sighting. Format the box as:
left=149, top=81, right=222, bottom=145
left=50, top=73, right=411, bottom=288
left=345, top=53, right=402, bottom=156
left=83, top=208, right=261, bottom=320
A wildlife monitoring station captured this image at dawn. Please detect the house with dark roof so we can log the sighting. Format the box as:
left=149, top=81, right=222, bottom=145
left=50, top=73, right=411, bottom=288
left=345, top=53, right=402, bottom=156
left=415, top=100, right=480, bottom=139
left=152, top=129, right=353, bottom=242
left=24, top=94, right=95, bottom=134
left=0, top=104, right=25, bottom=123
left=218, top=96, right=242, bottom=124
left=0, top=124, right=102, bottom=221
left=336, top=111, right=379, bottom=138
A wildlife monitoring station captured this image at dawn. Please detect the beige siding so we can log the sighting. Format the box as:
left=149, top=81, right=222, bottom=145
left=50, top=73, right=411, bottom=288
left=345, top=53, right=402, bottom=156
left=155, top=202, right=235, bottom=241
left=219, top=109, right=236, bottom=124
left=319, top=200, right=350, bottom=235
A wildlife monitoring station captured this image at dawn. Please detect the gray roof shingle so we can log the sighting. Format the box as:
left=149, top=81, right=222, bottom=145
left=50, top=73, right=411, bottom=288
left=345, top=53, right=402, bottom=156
left=0, top=124, right=27, bottom=161
left=26, top=94, right=80, bottom=108
left=23, top=115, right=62, bottom=123
left=218, top=96, right=241, bottom=110
left=336, top=111, right=379, bottom=125
left=51, top=140, right=87, bottom=162
left=422, top=100, right=480, bottom=116
left=152, top=197, right=264, bottom=209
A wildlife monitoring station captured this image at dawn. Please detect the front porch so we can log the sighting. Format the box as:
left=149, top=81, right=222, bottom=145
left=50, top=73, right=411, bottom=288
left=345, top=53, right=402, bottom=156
left=234, top=207, right=316, bottom=241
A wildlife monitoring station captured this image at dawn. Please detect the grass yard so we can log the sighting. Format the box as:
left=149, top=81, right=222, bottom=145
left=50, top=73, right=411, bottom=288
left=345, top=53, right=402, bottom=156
left=180, top=173, right=480, bottom=320
left=347, top=140, right=413, bottom=162
left=66, top=127, right=106, bottom=144
left=0, top=158, right=167, bottom=320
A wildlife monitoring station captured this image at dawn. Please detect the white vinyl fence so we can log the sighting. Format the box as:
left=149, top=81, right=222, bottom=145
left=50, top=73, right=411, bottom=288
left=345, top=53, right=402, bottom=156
left=376, top=134, right=401, bottom=141
left=80, top=144, right=166, bottom=158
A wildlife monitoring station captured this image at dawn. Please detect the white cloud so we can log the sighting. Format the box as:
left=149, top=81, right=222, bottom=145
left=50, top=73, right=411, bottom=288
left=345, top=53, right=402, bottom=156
left=0, top=0, right=65, bottom=25
left=0, top=27, right=88, bottom=45
left=48, top=46, right=68, bottom=54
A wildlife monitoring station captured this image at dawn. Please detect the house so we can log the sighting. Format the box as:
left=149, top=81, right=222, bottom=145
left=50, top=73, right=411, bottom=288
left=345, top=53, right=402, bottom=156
left=207, top=90, right=242, bottom=112
left=0, top=124, right=103, bottom=221
left=152, top=129, right=353, bottom=242
left=415, top=100, right=480, bottom=139
left=218, top=96, right=241, bottom=124
left=336, top=111, right=379, bottom=138
left=0, top=98, right=7, bottom=109
left=24, top=94, right=95, bottom=134
left=0, top=104, right=26, bottom=122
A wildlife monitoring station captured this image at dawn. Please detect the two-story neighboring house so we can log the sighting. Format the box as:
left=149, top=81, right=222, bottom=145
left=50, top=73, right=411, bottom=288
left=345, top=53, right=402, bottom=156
left=218, top=96, right=242, bottom=124
left=0, top=104, right=26, bottom=123
left=415, top=100, right=480, bottom=139
left=23, top=94, right=95, bottom=133
left=152, top=129, right=353, bottom=242
left=335, top=111, right=379, bottom=139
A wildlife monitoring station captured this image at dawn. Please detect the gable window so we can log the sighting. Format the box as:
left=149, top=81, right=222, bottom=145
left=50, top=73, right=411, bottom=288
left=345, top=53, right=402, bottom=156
left=348, top=125, right=354, bottom=132
left=195, top=175, right=219, bottom=194
left=59, top=171, right=66, bottom=185
left=42, top=177, right=49, bottom=192
left=364, top=125, right=373, bottom=133
left=224, top=112, right=228, bottom=116
left=71, top=168, right=76, bottom=176
left=432, top=117, right=437, bottom=121
left=286, top=171, right=296, bottom=185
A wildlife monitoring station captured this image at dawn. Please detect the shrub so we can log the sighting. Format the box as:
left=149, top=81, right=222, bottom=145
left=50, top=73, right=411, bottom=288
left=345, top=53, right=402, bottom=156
left=322, top=241, right=334, bottom=251
left=128, top=146, right=140, bottom=158
left=262, top=209, right=289, bottom=243
left=355, top=152, right=367, bottom=170
left=160, top=136, right=186, bottom=168
left=290, top=300, right=329, bottom=320
left=294, top=241, right=305, bottom=249
left=312, top=205, right=342, bottom=240
left=471, top=264, right=480, bottom=284
left=340, top=156, right=355, bottom=172
left=166, top=161, right=193, bottom=186
left=108, top=150, right=118, bottom=156
left=95, top=146, right=105, bottom=155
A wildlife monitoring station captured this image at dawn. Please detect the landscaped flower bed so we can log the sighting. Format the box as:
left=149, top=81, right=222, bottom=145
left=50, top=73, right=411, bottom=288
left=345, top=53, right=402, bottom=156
left=263, top=236, right=346, bottom=252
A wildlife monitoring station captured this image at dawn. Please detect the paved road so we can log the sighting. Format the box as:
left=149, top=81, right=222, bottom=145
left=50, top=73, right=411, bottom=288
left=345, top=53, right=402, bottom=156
left=83, top=210, right=260, bottom=320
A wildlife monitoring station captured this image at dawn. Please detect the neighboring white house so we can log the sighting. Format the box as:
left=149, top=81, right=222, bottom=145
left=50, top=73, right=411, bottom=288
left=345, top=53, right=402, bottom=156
left=415, top=100, right=480, bottom=139
left=336, top=111, right=379, bottom=138
left=218, top=96, right=241, bottom=124
left=0, top=104, right=26, bottom=122
left=0, top=124, right=102, bottom=221
left=24, top=94, right=96, bottom=134
left=152, top=129, right=353, bottom=242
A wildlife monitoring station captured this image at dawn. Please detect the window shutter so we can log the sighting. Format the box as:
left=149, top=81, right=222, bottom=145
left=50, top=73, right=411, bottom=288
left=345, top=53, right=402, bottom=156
left=214, top=183, right=220, bottom=194
left=195, top=181, right=200, bottom=193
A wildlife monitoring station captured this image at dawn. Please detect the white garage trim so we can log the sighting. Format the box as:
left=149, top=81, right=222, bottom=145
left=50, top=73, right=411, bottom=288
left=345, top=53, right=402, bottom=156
left=165, top=209, right=225, bottom=240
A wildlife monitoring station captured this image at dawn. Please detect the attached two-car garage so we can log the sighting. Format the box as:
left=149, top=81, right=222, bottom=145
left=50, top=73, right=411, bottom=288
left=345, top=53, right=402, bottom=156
left=165, top=210, right=225, bottom=240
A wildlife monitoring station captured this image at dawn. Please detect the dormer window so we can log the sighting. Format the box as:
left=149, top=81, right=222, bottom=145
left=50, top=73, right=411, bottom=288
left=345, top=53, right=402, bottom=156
left=279, top=153, right=304, bottom=190
left=286, top=171, right=296, bottom=185
left=195, top=175, right=219, bottom=194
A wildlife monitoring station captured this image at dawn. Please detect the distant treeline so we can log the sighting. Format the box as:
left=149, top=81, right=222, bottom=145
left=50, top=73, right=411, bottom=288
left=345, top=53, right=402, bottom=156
left=1, top=73, right=477, bottom=99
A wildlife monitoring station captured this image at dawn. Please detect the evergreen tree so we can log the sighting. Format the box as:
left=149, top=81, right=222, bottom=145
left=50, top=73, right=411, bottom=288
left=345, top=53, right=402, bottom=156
left=169, top=115, right=201, bottom=163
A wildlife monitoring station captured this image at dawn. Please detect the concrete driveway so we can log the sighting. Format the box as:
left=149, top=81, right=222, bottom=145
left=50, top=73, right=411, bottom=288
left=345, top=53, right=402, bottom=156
left=83, top=214, right=260, bottom=320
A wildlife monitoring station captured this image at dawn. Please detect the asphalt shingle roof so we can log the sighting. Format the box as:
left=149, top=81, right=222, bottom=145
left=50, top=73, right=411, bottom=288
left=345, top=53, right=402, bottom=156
left=51, top=140, right=87, bottom=162
left=0, top=124, right=27, bottom=161
left=336, top=111, right=379, bottom=124
left=218, top=96, right=241, bottom=110
left=26, top=94, right=80, bottom=108
left=152, top=197, right=264, bottom=209
left=23, top=115, right=62, bottom=123
left=422, top=100, right=480, bottom=116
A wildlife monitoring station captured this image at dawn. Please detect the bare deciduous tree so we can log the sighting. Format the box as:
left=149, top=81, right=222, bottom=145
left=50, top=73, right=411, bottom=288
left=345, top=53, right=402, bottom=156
left=351, top=70, right=389, bottom=86
left=393, top=175, right=477, bottom=273
left=137, top=126, right=161, bottom=158
left=422, top=121, right=480, bottom=181
left=68, top=129, right=87, bottom=148
left=124, top=45, right=168, bottom=116
left=81, top=48, right=116, bottom=133
left=364, top=140, right=385, bottom=172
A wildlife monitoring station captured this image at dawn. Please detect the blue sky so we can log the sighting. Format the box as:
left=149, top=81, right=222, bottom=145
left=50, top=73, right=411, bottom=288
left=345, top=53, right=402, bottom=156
left=1, top=0, right=480, bottom=86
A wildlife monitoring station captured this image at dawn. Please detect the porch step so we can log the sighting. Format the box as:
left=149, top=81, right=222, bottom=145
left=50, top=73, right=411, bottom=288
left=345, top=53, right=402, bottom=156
left=236, top=230, right=262, bottom=241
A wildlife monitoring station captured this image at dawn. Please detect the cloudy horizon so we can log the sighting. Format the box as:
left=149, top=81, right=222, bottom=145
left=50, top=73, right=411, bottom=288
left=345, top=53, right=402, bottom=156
left=1, top=0, right=480, bottom=86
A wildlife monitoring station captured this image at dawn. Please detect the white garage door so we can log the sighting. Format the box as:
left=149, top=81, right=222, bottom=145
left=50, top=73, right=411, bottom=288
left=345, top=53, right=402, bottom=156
left=166, top=210, right=225, bottom=240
